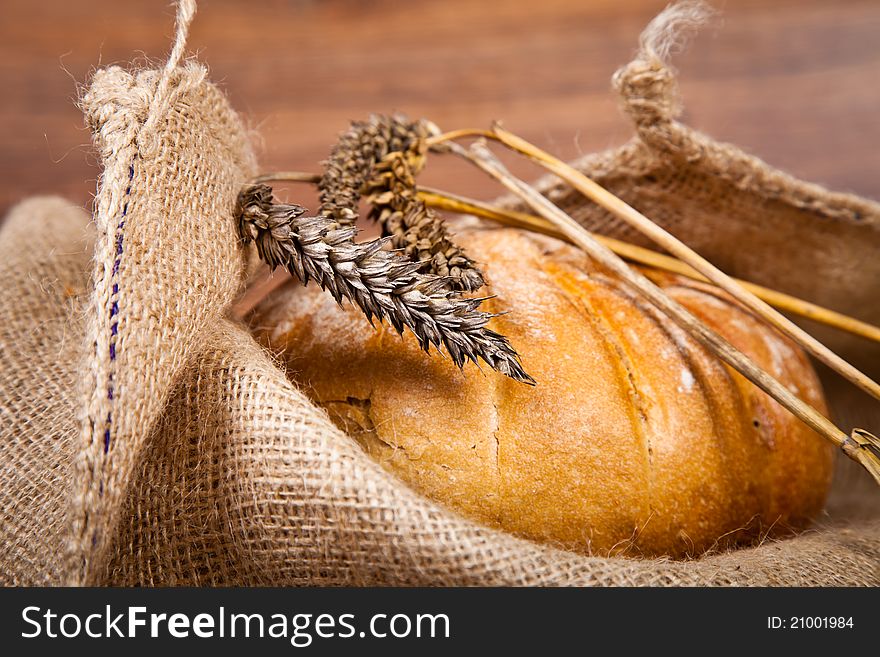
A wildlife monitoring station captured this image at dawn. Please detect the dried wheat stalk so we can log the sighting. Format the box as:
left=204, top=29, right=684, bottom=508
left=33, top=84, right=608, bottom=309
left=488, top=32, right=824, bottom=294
left=417, top=187, right=880, bottom=344
left=236, top=183, right=533, bottom=385
left=475, top=125, right=880, bottom=403
left=448, top=138, right=880, bottom=485
left=319, top=114, right=483, bottom=291
left=246, top=169, right=880, bottom=345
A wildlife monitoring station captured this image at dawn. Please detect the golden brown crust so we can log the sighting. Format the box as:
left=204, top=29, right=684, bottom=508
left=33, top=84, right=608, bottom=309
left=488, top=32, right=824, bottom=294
left=251, top=227, right=835, bottom=558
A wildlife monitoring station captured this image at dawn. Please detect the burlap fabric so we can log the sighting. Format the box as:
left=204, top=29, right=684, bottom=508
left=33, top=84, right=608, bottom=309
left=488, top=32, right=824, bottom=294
left=1, top=2, right=878, bottom=585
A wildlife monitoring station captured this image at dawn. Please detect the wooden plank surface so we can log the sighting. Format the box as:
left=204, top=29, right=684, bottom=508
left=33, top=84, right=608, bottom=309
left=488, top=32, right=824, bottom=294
left=1, top=0, right=879, bottom=217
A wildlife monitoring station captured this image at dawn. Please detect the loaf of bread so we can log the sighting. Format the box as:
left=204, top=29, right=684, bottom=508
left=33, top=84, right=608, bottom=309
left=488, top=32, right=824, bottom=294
left=251, top=227, right=834, bottom=558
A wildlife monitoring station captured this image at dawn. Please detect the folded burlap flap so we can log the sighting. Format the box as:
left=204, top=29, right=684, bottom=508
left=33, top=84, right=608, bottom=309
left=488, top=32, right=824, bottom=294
left=0, top=0, right=877, bottom=586
left=521, top=2, right=880, bottom=379
left=66, top=0, right=257, bottom=584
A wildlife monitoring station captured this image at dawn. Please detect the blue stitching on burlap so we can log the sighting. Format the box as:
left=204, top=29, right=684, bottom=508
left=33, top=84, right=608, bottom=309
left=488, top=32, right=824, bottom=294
left=103, top=163, right=135, bottom=454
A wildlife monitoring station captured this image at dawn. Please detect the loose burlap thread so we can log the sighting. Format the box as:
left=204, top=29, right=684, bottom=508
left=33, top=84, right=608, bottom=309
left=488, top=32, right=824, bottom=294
left=1, top=1, right=878, bottom=586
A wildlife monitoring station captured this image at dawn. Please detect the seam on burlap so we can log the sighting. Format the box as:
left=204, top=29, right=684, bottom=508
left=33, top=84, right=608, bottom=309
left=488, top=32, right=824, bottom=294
left=104, top=162, right=135, bottom=453
left=68, top=0, right=201, bottom=586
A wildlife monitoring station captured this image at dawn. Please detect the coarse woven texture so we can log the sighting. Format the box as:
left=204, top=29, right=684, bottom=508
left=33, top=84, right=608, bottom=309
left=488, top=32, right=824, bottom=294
left=0, top=198, right=93, bottom=585
left=0, top=1, right=878, bottom=585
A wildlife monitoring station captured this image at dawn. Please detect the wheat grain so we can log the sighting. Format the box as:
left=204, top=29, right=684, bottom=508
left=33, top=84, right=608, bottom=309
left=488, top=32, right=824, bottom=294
left=236, top=183, right=534, bottom=385
left=320, top=114, right=484, bottom=291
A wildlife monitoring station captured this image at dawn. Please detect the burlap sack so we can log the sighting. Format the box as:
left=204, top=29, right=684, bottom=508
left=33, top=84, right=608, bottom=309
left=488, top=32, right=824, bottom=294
left=1, top=2, right=877, bottom=585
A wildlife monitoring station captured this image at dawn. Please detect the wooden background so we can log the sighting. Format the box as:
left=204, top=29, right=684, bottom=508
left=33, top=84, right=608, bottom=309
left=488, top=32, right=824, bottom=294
left=1, top=0, right=879, bottom=217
